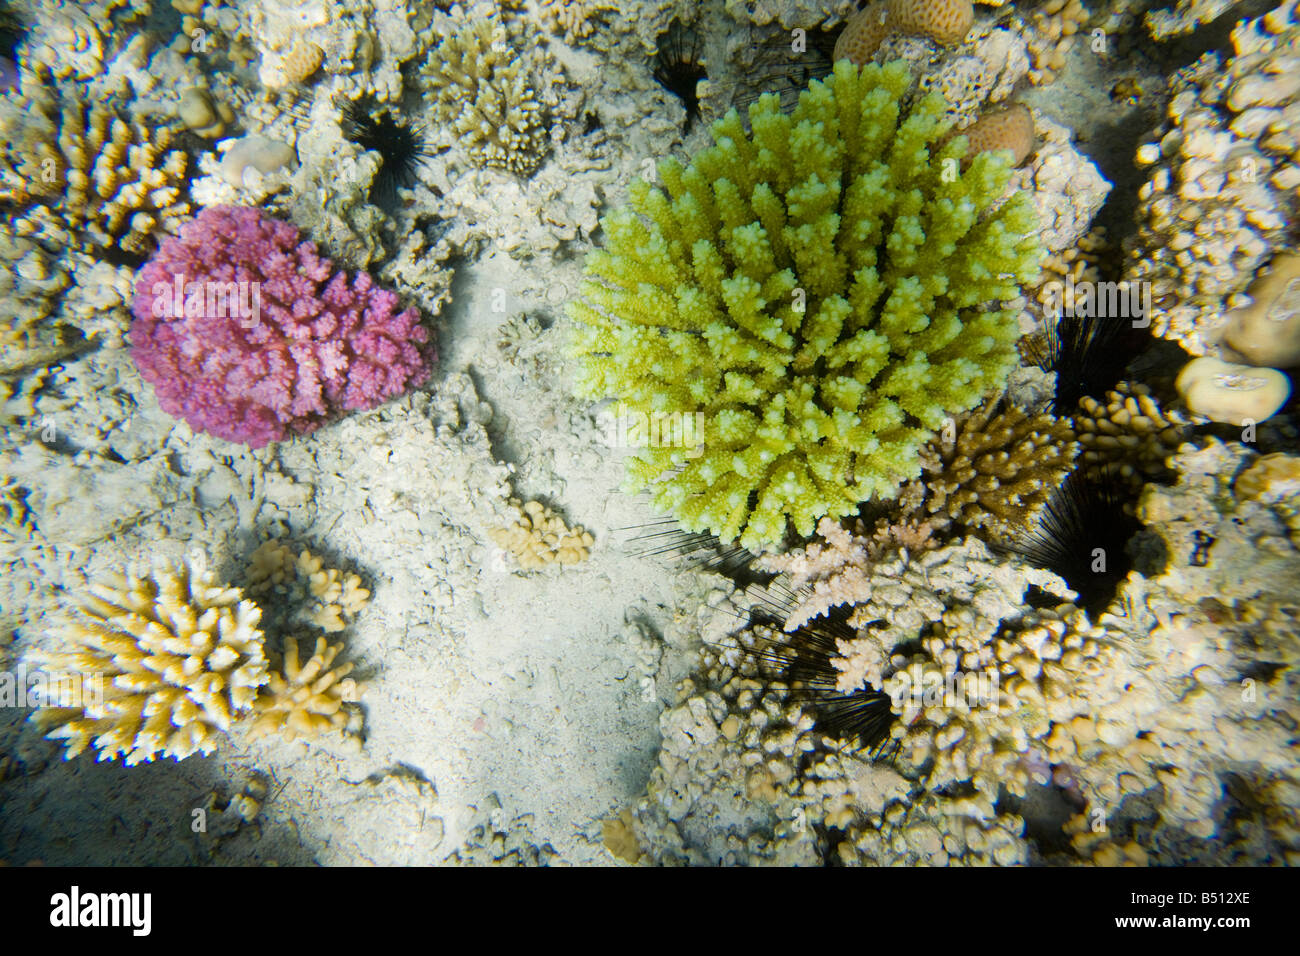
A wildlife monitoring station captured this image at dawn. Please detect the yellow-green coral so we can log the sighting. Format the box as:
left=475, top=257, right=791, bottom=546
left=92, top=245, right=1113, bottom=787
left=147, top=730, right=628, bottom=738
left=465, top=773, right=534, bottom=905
left=569, top=60, right=1042, bottom=550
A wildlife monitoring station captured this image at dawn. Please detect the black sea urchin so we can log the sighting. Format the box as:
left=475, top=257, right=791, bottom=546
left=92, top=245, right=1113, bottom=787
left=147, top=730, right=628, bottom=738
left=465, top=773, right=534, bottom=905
left=1031, top=312, right=1151, bottom=415
left=746, top=607, right=897, bottom=757
left=998, top=467, right=1140, bottom=617
left=341, top=99, right=437, bottom=206
left=653, top=18, right=707, bottom=130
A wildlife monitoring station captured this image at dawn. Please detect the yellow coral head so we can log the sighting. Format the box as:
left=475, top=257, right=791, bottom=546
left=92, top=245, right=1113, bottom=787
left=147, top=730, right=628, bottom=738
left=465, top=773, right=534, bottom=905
left=569, top=60, right=1043, bottom=551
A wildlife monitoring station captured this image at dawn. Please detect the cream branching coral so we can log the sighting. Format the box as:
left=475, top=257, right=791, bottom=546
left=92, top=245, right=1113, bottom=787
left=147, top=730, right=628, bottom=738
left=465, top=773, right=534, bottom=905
left=1, top=70, right=191, bottom=257
left=25, top=559, right=270, bottom=765
left=246, top=540, right=370, bottom=634
left=420, top=11, right=551, bottom=175
left=246, top=635, right=363, bottom=743
left=490, top=498, right=594, bottom=570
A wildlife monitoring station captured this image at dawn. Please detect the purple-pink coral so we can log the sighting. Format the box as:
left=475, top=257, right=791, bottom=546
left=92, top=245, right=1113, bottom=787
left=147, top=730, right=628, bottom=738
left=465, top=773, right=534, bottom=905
left=130, top=205, right=435, bottom=448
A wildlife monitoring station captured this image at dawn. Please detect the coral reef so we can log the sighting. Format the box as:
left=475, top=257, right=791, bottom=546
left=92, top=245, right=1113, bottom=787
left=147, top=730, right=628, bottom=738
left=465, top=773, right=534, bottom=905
left=246, top=539, right=370, bottom=633
left=420, top=9, right=551, bottom=175
left=130, top=205, right=436, bottom=448
left=569, top=60, right=1043, bottom=550
left=25, top=559, right=269, bottom=765
left=1127, top=0, right=1300, bottom=359
left=489, top=498, right=594, bottom=570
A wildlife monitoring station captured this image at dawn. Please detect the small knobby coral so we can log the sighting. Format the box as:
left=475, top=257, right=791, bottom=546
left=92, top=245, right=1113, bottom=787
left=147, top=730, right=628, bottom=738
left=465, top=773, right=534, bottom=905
left=130, top=205, right=435, bottom=448
left=569, top=60, right=1042, bottom=550
left=26, top=559, right=269, bottom=765
left=246, top=539, right=370, bottom=633
left=489, top=498, right=594, bottom=569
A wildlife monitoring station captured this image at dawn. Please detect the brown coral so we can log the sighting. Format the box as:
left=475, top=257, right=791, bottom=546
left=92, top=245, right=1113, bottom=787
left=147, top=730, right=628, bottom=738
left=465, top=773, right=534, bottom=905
left=888, top=0, right=975, bottom=46
left=1071, top=381, right=1193, bottom=489
left=902, top=402, right=1079, bottom=537
left=951, top=103, right=1036, bottom=168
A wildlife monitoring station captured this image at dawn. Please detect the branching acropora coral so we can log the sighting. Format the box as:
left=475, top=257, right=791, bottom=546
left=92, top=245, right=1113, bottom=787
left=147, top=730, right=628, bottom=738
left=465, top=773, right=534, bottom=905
left=420, top=13, right=550, bottom=175
left=246, top=539, right=370, bottom=633
left=0, top=69, right=190, bottom=257
left=246, top=635, right=362, bottom=743
left=569, top=60, right=1043, bottom=550
left=26, top=559, right=269, bottom=765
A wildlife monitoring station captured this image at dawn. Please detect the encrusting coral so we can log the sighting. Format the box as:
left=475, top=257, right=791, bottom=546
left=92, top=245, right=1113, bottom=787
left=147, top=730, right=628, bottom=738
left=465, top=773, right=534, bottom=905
left=420, top=10, right=551, bottom=175
left=246, top=539, right=370, bottom=633
left=489, top=498, right=594, bottom=570
left=24, top=559, right=269, bottom=765
left=246, top=635, right=363, bottom=743
left=569, top=60, right=1043, bottom=551
left=130, top=205, right=436, bottom=448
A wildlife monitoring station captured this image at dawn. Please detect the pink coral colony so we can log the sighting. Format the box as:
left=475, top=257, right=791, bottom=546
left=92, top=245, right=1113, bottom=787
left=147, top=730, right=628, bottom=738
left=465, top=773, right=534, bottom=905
left=130, top=205, right=435, bottom=448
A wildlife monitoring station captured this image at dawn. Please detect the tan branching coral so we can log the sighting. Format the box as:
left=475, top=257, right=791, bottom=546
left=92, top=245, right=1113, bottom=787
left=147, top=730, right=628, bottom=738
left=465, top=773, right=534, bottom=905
left=1, top=71, right=190, bottom=257
left=246, top=540, right=370, bottom=633
left=246, top=635, right=363, bottom=742
left=25, top=559, right=270, bottom=765
left=1071, top=381, right=1193, bottom=488
left=420, top=13, right=551, bottom=175
left=901, top=403, right=1079, bottom=537
left=490, top=498, right=594, bottom=570
left=536, top=0, right=617, bottom=41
